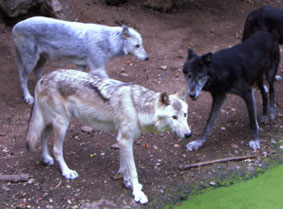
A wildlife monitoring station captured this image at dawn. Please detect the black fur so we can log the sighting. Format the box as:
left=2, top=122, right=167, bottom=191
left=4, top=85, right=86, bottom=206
left=242, top=6, right=283, bottom=44
left=183, top=31, right=280, bottom=151
left=84, top=82, right=109, bottom=102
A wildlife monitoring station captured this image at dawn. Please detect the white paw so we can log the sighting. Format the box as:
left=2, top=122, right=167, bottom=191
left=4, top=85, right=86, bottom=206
left=42, top=155, right=54, bottom=166
left=62, top=169, right=79, bottom=180
left=249, top=140, right=260, bottom=152
left=186, top=140, right=204, bottom=151
left=133, top=190, right=148, bottom=204
left=25, top=95, right=34, bottom=105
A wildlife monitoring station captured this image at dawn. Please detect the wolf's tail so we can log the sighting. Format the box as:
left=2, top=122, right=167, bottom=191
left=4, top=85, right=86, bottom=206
left=25, top=98, right=44, bottom=151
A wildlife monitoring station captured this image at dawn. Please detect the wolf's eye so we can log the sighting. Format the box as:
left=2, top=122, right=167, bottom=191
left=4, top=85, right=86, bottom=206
left=198, top=74, right=204, bottom=79
left=187, top=73, right=192, bottom=79
left=135, top=44, right=140, bottom=48
left=184, top=113, right=187, bottom=117
left=172, top=115, right=178, bottom=120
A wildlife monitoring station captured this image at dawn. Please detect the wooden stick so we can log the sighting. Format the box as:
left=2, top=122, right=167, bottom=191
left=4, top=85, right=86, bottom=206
left=0, top=174, right=29, bottom=182
left=178, top=155, right=257, bottom=170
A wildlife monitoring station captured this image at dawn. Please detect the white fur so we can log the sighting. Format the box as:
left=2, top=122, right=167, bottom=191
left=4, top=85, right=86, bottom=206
left=12, top=16, right=149, bottom=105
left=26, top=69, right=191, bottom=204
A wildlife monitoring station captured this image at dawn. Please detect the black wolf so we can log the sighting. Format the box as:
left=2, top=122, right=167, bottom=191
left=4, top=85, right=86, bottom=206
left=183, top=31, right=280, bottom=152
left=242, top=6, right=283, bottom=43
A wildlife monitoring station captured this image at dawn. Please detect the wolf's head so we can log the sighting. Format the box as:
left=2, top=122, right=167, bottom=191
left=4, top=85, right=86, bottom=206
left=156, top=89, right=191, bottom=139
left=183, top=49, right=214, bottom=100
left=121, top=25, right=149, bottom=61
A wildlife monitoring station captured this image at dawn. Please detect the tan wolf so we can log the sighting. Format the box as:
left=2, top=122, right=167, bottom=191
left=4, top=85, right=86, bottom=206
left=26, top=69, right=191, bottom=204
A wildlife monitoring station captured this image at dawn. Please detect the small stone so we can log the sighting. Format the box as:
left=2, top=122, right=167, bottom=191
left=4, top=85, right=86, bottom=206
left=81, top=126, right=93, bottom=133
left=160, top=65, right=167, bottom=70
left=120, top=73, right=129, bottom=77
left=209, top=181, right=216, bottom=186
left=231, top=144, right=239, bottom=149
left=27, top=178, right=36, bottom=185
left=275, top=75, right=282, bottom=81
left=111, top=143, right=119, bottom=149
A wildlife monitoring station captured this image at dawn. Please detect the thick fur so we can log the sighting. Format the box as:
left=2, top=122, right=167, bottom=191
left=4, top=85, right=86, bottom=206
left=26, top=69, right=191, bottom=204
left=183, top=31, right=279, bottom=152
left=12, top=16, right=149, bottom=105
left=242, top=6, right=283, bottom=43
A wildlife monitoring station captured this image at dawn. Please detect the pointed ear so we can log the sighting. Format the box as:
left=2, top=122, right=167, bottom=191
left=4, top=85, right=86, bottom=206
left=187, top=48, right=197, bottom=60
left=160, top=92, right=170, bottom=106
left=122, top=25, right=130, bottom=38
left=202, top=52, right=213, bottom=65
left=177, top=88, right=186, bottom=101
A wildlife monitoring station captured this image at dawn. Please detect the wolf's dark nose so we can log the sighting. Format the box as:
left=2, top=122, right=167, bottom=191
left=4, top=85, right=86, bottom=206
left=144, top=57, right=149, bottom=61
left=185, top=132, right=192, bottom=138
left=189, top=93, right=196, bottom=99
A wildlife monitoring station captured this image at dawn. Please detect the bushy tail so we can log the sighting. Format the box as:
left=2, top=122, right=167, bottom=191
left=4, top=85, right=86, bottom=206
left=25, top=101, right=45, bottom=151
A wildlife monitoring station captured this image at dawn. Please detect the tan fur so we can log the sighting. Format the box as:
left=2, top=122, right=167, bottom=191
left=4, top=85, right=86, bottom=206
left=26, top=69, right=191, bottom=204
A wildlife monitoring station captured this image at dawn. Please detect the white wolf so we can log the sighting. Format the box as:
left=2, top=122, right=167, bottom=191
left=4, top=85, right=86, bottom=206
left=12, top=16, right=149, bottom=105
left=25, top=69, right=191, bottom=204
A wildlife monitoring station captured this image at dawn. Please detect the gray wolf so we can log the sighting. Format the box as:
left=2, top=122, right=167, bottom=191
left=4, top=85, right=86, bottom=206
left=12, top=16, right=149, bottom=105
left=242, top=6, right=283, bottom=43
left=25, top=69, right=191, bottom=204
left=183, top=31, right=279, bottom=152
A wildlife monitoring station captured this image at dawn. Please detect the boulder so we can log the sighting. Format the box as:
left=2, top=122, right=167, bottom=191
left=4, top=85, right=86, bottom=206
left=0, top=0, right=66, bottom=19
left=143, top=0, right=173, bottom=12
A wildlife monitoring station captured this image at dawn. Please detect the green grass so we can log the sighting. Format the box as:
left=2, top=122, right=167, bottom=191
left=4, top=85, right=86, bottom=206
left=173, top=164, right=283, bottom=209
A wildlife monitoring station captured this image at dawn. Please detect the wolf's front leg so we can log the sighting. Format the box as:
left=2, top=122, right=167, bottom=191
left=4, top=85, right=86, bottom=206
left=117, top=134, right=148, bottom=204
left=186, top=94, right=226, bottom=151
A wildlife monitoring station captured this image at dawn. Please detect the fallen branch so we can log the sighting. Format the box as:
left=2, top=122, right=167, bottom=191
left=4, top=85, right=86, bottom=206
left=49, top=178, right=62, bottom=190
left=0, top=174, right=29, bottom=182
left=178, top=155, right=257, bottom=170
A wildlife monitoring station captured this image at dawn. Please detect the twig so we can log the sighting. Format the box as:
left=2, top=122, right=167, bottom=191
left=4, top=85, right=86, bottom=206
left=0, top=174, right=29, bottom=182
left=50, top=178, right=62, bottom=190
left=178, top=155, right=257, bottom=170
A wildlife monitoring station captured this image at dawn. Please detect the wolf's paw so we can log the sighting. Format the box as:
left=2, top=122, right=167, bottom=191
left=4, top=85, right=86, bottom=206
left=133, top=190, right=148, bottom=204
left=259, top=115, right=269, bottom=124
left=249, top=140, right=260, bottom=152
left=63, top=169, right=79, bottom=180
left=186, top=140, right=204, bottom=151
left=270, top=107, right=276, bottom=121
left=25, top=95, right=34, bottom=105
left=42, top=155, right=54, bottom=166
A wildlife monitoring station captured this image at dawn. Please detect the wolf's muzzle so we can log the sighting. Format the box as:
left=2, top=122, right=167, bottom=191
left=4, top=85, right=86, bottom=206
left=185, top=132, right=192, bottom=138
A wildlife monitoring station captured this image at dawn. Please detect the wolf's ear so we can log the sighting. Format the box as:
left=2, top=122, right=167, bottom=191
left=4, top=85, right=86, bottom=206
left=122, top=25, right=130, bottom=38
left=160, top=92, right=170, bottom=106
left=177, top=88, right=186, bottom=101
left=187, top=48, right=197, bottom=60
left=202, top=52, right=213, bottom=65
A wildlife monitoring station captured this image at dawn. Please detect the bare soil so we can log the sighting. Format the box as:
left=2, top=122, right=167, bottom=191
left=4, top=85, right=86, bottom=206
left=1, top=0, right=283, bottom=208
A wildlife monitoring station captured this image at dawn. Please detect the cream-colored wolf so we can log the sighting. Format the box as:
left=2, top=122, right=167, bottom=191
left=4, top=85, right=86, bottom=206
left=26, top=69, right=191, bottom=204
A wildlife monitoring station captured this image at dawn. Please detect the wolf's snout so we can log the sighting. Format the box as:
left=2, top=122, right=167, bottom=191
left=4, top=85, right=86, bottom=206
left=144, top=56, right=149, bottom=61
left=185, top=132, right=192, bottom=138
left=189, top=93, right=197, bottom=100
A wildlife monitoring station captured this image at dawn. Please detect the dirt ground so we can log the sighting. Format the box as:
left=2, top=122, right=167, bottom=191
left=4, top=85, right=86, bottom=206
left=1, top=0, right=283, bottom=208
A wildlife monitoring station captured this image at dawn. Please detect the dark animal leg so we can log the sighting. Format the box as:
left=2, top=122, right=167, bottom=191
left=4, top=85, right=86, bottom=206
left=186, top=94, right=226, bottom=151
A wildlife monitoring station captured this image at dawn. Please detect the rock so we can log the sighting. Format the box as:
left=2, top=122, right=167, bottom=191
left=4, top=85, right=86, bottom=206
left=81, top=126, right=93, bottom=133
left=160, top=65, right=167, bottom=70
left=275, top=75, right=282, bottom=81
left=105, top=0, right=127, bottom=6
left=111, top=143, right=119, bottom=149
left=143, top=0, right=173, bottom=12
left=0, top=0, right=66, bottom=19
left=27, top=178, right=36, bottom=184
left=209, top=181, right=216, bottom=186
